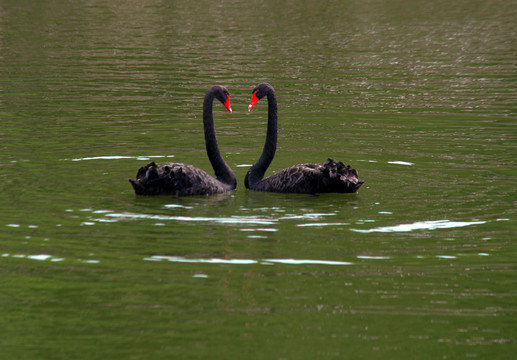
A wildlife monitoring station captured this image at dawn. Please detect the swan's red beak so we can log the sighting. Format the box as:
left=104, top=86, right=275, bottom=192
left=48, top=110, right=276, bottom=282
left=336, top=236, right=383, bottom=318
left=223, top=95, right=232, bottom=113
left=248, top=91, right=259, bottom=111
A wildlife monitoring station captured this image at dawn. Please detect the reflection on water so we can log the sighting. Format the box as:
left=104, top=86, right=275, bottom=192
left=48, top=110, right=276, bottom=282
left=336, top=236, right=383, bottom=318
left=2, top=253, right=93, bottom=263
left=70, top=155, right=175, bottom=161
left=95, top=211, right=276, bottom=225
left=2, top=249, right=494, bottom=266
left=387, top=160, right=414, bottom=166
left=145, top=255, right=353, bottom=266
left=351, top=219, right=487, bottom=233
left=78, top=207, right=356, bottom=227
left=297, top=222, right=350, bottom=227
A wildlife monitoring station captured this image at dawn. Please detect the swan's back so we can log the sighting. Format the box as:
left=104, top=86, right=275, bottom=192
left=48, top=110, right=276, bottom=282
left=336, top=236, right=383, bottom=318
left=249, top=158, right=363, bottom=194
left=129, top=161, right=235, bottom=196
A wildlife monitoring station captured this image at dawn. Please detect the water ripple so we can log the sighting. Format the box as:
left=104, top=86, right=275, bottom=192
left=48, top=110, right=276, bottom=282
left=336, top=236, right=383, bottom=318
left=388, top=161, right=414, bottom=166
left=297, top=222, right=350, bottom=227
left=351, top=219, right=486, bottom=233
left=68, top=155, right=175, bottom=161
left=99, top=212, right=276, bottom=225
left=145, top=255, right=353, bottom=266
left=280, top=213, right=336, bottom=220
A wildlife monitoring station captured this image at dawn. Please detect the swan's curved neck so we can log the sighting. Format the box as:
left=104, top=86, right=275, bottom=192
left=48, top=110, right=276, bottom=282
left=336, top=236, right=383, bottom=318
left=246, top=90, right=278, bottom=187
left=203, top=91, right=236, bottom=187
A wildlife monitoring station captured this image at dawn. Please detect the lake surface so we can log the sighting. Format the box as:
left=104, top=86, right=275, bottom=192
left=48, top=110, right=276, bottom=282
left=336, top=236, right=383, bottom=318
left=1, top=0, right=516, bottom=358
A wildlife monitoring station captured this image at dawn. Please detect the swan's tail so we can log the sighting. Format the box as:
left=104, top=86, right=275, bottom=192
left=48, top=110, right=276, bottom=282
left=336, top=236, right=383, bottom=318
left=129, top=161, right=177, bottom=195
left=323, top=158, right=364, bottom=193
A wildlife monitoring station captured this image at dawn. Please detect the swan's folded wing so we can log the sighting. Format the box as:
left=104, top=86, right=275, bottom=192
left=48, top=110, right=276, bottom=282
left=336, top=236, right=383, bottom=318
left=257, top=160, right=363, bottom=194
left=259, top=164, right=323, bottom=193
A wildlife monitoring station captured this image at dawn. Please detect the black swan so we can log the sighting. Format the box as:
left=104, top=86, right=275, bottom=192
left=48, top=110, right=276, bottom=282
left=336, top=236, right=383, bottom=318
left=129, top=85, right=236, bottom=196
left=245, top=83, right=364, bottom=194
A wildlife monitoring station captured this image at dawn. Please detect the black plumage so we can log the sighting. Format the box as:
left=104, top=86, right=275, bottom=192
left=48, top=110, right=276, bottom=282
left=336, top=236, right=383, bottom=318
left=245, top=83, right=363, bottom=194
left=129, top=85, right=236, bottom=196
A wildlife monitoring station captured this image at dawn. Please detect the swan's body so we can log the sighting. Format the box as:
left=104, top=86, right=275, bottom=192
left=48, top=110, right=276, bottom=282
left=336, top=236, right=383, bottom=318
left=129, top=85, right=236, bottom=196
left=246, top=158, right=362, bottom=193
left=245, top=83, right=363, bottom=194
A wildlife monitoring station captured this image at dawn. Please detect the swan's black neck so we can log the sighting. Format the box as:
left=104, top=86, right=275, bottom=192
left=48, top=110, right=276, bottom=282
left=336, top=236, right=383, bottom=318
left=203, top=89, right=236, bottom=188
left=245, top=88, right=278, bottom=188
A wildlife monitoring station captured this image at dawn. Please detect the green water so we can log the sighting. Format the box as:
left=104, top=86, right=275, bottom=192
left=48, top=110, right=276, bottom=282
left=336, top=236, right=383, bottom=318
left=1, top=0, right=516, bottom=358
